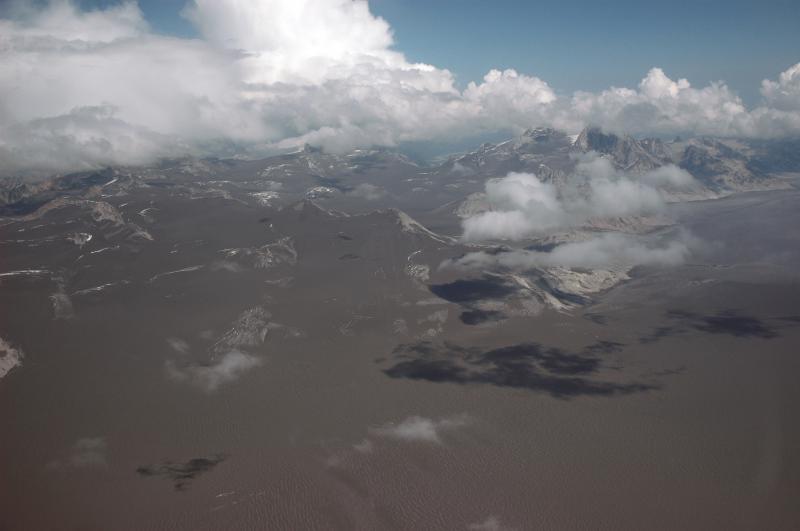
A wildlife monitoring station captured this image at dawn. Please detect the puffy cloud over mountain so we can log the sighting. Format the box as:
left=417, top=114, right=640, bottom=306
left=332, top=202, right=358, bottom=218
left=460, top=155, right=695, bottom=242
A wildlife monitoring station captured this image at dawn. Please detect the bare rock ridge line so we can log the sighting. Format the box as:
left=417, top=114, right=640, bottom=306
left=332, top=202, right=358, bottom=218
left=2, top=126, right=798, bottom=217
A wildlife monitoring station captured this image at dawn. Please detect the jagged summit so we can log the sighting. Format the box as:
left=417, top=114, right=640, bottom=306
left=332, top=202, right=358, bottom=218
left=521, top=127, right=563, bottom=140
left=513, top=127, right=573, bottom=153
left=573, top=126, right=616, bottom=153
left=573, top=126, right=669, bottom=172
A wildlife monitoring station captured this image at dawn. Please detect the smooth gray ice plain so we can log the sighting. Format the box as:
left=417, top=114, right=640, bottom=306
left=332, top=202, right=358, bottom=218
left=2, top=144, right=800, bottom=529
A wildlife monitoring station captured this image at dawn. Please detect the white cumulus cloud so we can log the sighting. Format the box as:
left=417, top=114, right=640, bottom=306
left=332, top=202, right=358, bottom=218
left=448, top=232, right=694, bottom=271
left=1, top=1, right=799, bottom=177
left=166, top=349, right=262, bottom=392
left=461, top=157, right=692, bottom=242
left=761, top=63, right=800, bottom=112
left=370, top=414, right=470, bottom=444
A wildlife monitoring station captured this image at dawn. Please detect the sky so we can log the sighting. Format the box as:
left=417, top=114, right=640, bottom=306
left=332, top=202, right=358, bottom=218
left=76, top=0, right=800, bottom=104
left=373, top=0, right=800, bottom=105
left=1, top=0, right=799, bottom=177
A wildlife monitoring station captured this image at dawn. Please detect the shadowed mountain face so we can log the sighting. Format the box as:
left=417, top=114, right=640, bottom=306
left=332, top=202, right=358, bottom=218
left=3, top=126, right=799, bottom=222
left=575, top=128, right=800, bottom=193
left=2, top=128, right=800, bottom=530
left=574, top=127, right=671, bottom=172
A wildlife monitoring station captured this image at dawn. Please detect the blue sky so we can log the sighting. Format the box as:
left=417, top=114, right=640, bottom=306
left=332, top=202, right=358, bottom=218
left=77, top=0, right=800, bottom=105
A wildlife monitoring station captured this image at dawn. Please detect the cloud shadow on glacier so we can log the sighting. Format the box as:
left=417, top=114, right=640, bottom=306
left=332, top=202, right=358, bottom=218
left=136, top=454, right=226, bottom=491
left=638, top=309, right=797, bottom=343
left=381, top=340, right=653, bottom=399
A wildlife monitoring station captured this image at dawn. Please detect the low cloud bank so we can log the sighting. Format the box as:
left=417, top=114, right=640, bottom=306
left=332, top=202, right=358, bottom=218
left=447, top=232, right=694, bottom=271
left=1, top=1, right=800, bottom=177
left=461, top=157, right=693, bottom=242
left=454, top=158, right=700, bottom=270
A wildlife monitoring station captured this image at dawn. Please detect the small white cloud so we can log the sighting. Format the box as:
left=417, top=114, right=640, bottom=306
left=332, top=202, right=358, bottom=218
left=69, top=437, right=107, bottom=467
left=468, top=515, right=516, bottom=531
left=166, top=350, right=262, bottom=392
left=166, top=337, right=190, bottom=354
left=347, top=183, right=386, bottom=200
left=370, top=414, right=470, bottom=444
left=352, top=438, right=374, bottom=453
